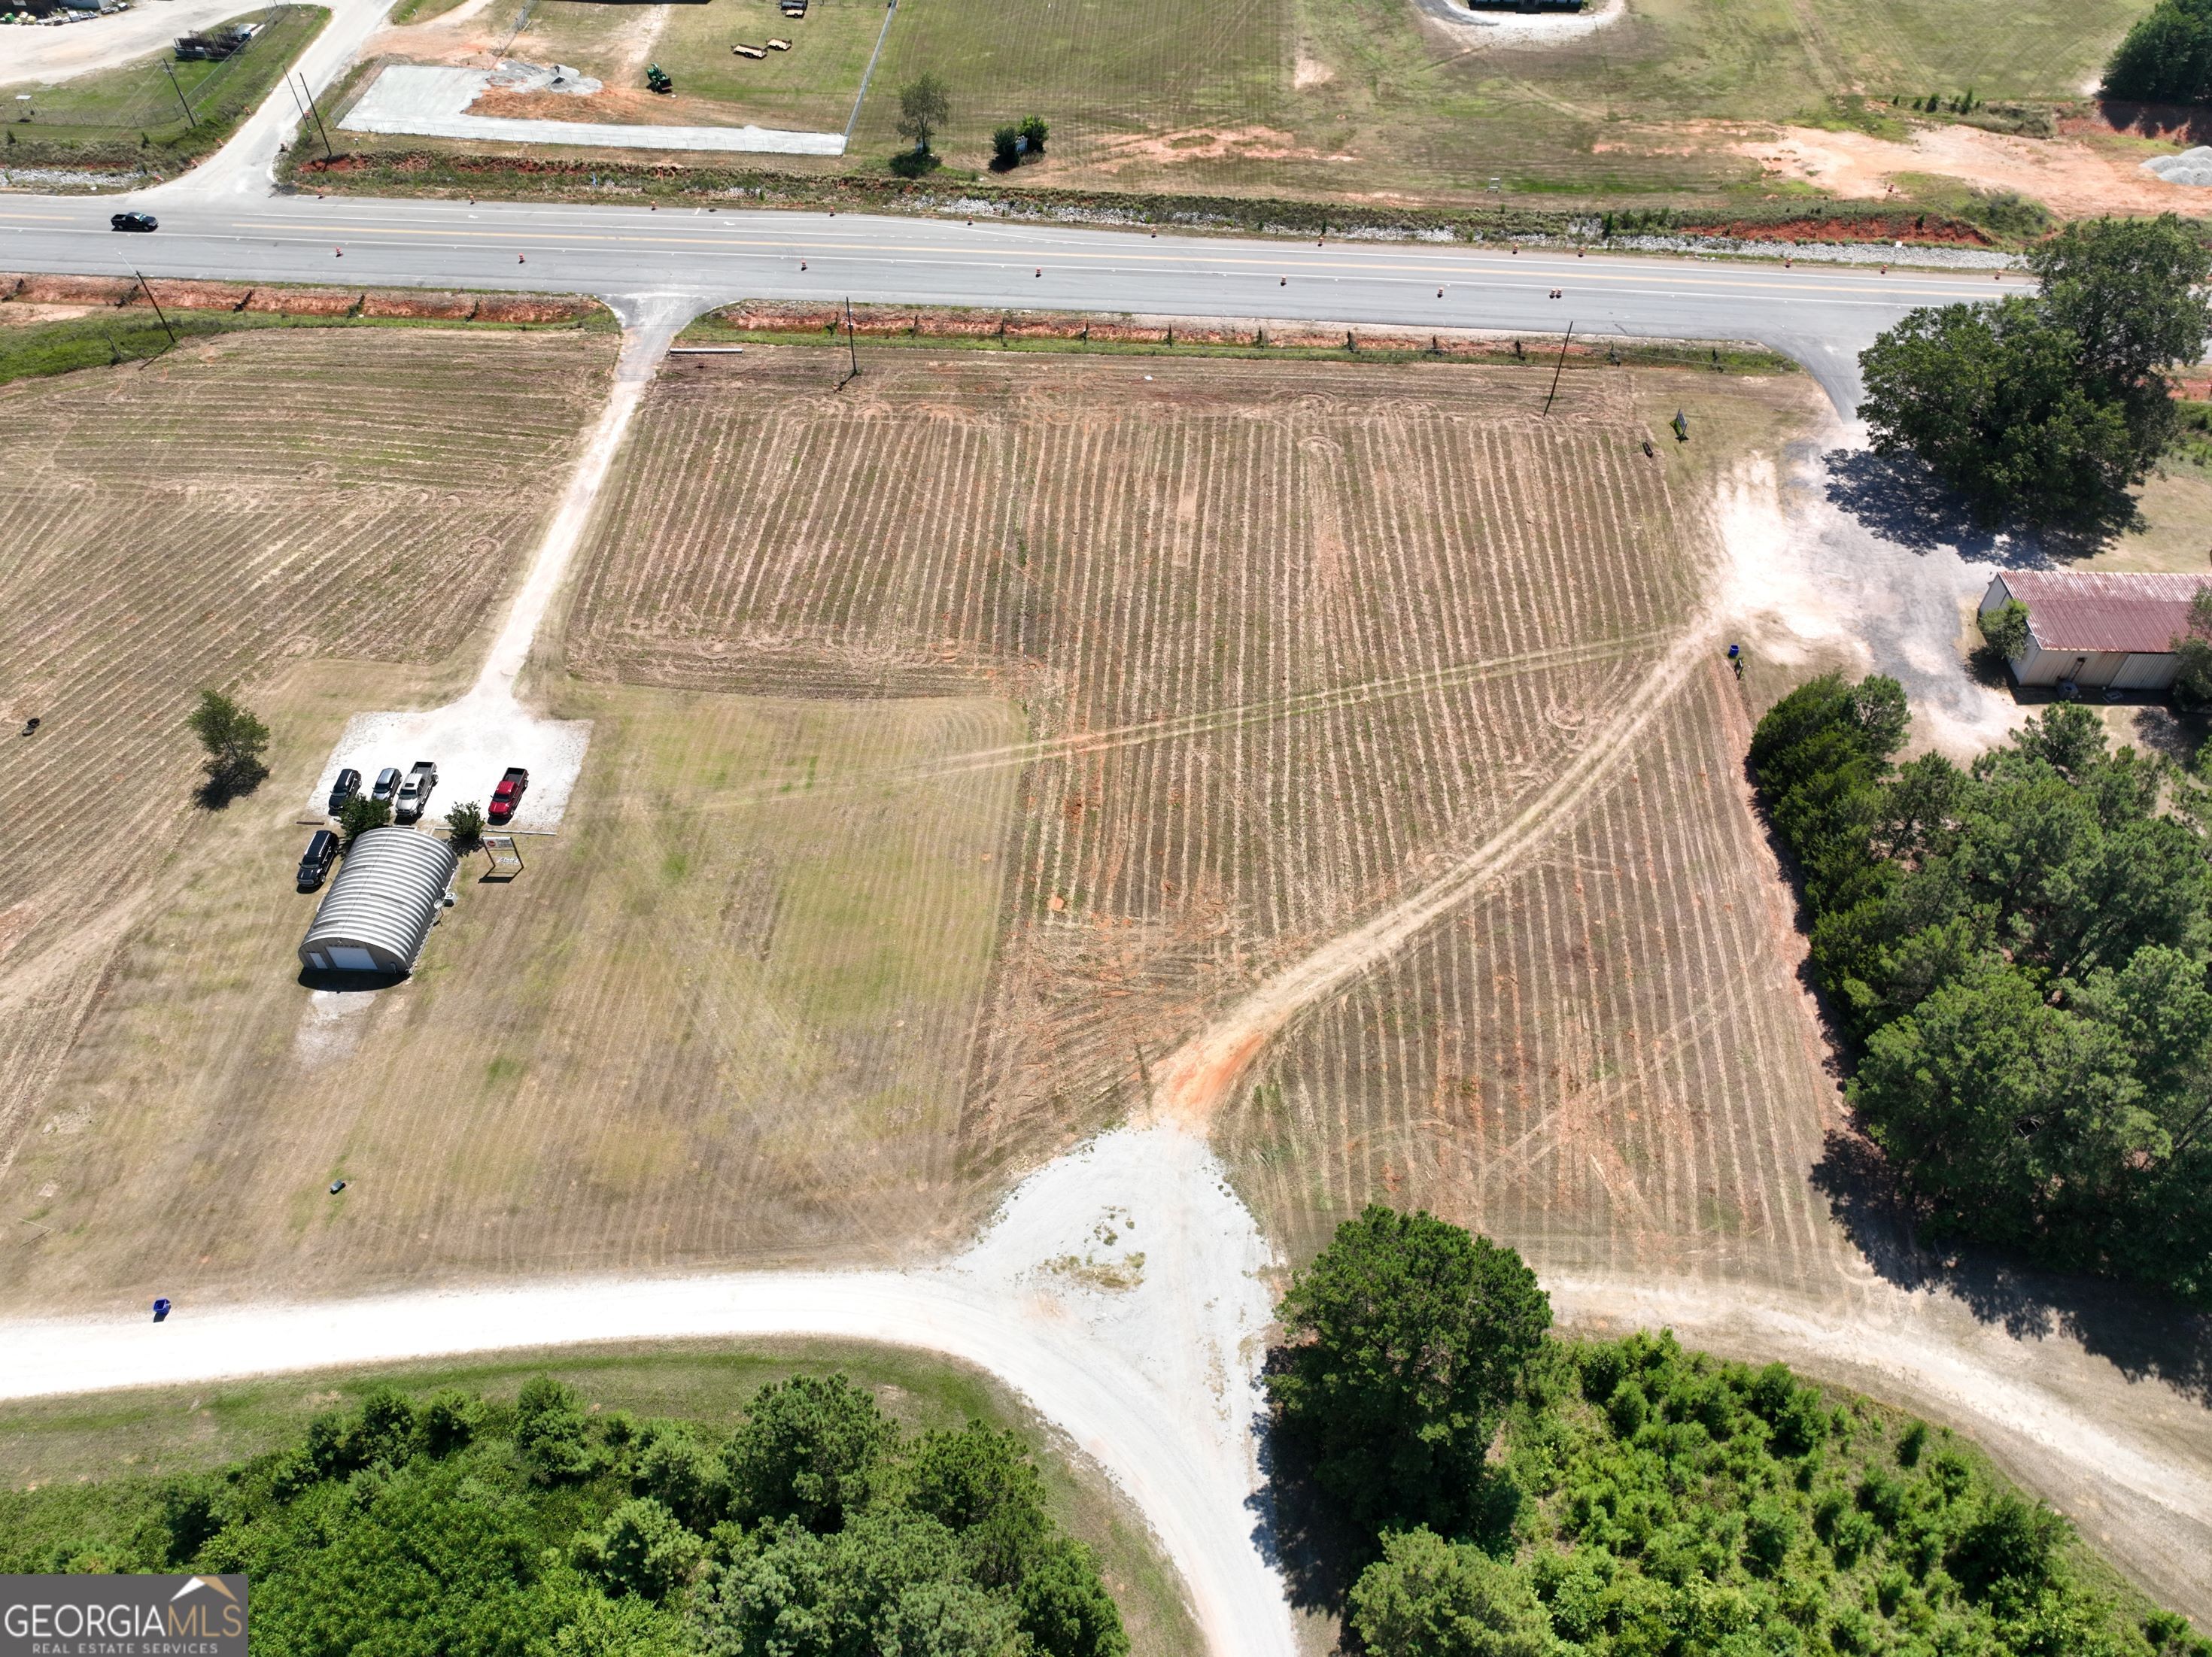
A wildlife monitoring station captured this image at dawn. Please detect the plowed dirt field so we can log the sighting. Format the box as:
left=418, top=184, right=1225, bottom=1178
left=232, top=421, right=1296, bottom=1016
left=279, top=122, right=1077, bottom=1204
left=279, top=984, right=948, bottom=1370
left=571, top=348, right=1830, bottom=1269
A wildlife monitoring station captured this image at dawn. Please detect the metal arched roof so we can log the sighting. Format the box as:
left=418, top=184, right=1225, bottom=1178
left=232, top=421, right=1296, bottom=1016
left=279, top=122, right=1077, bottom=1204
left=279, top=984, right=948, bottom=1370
left=300, top=827, right=458, bottom=973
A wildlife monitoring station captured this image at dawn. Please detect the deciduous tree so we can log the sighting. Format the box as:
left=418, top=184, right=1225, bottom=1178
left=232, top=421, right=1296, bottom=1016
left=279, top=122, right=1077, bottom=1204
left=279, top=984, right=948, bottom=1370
left=187, top=689, right=270, bottom=800
left=897, top=74, right=950, bottom=153
left=1858, top=299, right=2138, bottom=527
left=1269, top=1206, right=1551, bottom=1534
left=338, top=793, right=393, bottom=843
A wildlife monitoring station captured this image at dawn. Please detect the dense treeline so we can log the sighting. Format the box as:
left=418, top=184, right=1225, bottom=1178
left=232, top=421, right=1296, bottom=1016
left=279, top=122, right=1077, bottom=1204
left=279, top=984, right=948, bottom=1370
left=1751, top=675, right=2212, bottom=1303
left=1272, top=1209, right=2208, bottom=1656
left=2104, top=0, right=2212, bottom=105
left=0, top=1373, right=1127, bottom=1657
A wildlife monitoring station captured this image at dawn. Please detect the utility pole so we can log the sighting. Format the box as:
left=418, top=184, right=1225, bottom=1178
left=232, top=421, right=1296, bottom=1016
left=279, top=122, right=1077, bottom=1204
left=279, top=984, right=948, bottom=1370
left=841, top=297, right=859, bottom=385
left=1542, top=320, right=1575, bottom=417
left=162, top=61, right=196, bottom=129
left=285, top=69, right=311, bottom=144
left=132, top=269, right=176, bottom=347
left=296, top=71, right=333, bottom=160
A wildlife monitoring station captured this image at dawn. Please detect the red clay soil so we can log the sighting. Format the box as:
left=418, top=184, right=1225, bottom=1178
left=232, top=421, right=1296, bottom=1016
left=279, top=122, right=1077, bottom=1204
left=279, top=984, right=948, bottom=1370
left=2070, top=100, right=2212, bottom=144
left=14, top=275, right=139, bottom=306
left=703, top=300, right=1614, bottom=357
left=472, top=294, right=598, bottom=323
left=0, top=274, right=609, bottom=329
left=1679, top=214, right=1994, bottom=246
left=361, top=290, right=479, bottom=320
left=128, top=281, right=254, bottom=312
left=242, top=287, right=361, bottom=316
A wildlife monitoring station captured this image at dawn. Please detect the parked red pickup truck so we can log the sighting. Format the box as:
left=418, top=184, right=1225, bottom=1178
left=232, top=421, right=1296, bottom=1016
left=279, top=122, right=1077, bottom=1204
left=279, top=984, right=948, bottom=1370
left=489, top=766, right=530, bottom=824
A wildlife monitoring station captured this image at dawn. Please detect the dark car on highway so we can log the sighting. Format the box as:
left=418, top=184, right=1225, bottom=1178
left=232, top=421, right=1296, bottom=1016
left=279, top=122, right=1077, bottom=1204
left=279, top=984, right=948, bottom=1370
left=296, top=829, right=340, bottom=891
left=327, top=767, right=362, bottom=815
left=371, top=766, right=402, bottom=806
left=488, top=766, right=530, bottom=824
left=110, top=212, right=157, bottom=233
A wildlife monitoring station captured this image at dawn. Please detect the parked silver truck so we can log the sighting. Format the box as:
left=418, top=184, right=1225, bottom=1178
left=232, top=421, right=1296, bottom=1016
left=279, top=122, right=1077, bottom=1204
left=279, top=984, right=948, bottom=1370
left=393, top=760, right=439, bottom=824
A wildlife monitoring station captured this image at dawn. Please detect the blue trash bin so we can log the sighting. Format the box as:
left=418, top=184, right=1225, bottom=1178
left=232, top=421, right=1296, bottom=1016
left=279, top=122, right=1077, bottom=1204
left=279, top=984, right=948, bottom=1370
left=152, top=1297, right=172, bottom=1323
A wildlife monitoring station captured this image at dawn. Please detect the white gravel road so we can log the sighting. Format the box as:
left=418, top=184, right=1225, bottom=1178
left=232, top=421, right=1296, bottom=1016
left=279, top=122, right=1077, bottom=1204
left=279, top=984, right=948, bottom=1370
left=0, top=1124, right=1294, bottom=1657
left=305, top=293, right=689, bottom=834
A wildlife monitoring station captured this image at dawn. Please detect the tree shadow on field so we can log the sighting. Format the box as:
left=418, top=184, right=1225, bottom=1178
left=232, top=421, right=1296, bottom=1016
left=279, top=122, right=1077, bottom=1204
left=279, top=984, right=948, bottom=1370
left=1810, top=1129, right=2212, bottom=1409
left=193, top=765, right=269, bottom=811
left=2128, top=701, right=2208, bottom=764
left=1821, top=448, right=2136, bottom=563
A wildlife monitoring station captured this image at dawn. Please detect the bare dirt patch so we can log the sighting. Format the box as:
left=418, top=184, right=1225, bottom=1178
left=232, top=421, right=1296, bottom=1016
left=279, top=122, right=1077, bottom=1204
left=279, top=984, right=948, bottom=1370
left=13, top=275, right=136, bottom=306
left=1740, top=122, right=2204, bottom=217
left=0, top=303, right=99, bottom=327
left=241, top=286, right=361, bottom=315
left=1086, top=124, right=1357, bottom=171
left=464, top=83, right=743, bottom=126
left=359, top=288, right=480, bottom=318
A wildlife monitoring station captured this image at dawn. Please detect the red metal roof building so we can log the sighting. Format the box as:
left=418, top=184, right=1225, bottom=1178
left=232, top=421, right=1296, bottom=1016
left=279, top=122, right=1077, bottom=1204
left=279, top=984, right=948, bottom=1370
left=1980, top=570, right=2212, bottom=690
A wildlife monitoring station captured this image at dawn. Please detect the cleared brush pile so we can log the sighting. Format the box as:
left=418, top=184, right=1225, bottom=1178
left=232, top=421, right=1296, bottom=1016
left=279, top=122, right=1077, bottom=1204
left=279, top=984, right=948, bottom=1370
left=571, top=350, right=1712, bottom=1190
left=0, top=329, right=615, bottom=1194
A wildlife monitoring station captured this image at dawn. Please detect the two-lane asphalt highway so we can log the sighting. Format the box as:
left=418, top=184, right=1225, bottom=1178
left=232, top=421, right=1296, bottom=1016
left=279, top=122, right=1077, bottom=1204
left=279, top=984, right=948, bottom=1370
left=0, top=193, right=2018, bottom=407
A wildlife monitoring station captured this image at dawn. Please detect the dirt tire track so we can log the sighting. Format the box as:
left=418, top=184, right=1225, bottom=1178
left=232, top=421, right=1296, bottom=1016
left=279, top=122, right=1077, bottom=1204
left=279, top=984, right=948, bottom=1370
left=1144, top=627, right=1713, bottom=1125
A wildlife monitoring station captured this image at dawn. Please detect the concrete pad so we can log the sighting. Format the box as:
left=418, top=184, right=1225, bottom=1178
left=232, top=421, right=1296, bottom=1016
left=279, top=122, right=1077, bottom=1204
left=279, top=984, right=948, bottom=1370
left=339, top=63, right=845, bottom=154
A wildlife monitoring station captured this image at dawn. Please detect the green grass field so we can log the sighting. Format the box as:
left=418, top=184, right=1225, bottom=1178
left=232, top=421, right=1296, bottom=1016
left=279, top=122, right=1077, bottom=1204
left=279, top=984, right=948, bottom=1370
left=338, top=0, right=2153, bottom=204
left=0, top=1340, right=1199, bottom=1657
left=856, top=0, right=2148, bottom=198
left=2, top=6, right=328, bottom=171
left=481, top=0, right=899, bottom=130
left=0, top=304, right=609, bottom=390
left=855, top=0, right=1285, bottom=159
left=655, top=0, right=892, bottom=130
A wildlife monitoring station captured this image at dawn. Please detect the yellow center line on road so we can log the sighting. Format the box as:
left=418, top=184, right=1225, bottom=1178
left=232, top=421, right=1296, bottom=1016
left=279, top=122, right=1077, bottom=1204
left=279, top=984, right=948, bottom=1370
left=221, top=219, right=1993, bottom=297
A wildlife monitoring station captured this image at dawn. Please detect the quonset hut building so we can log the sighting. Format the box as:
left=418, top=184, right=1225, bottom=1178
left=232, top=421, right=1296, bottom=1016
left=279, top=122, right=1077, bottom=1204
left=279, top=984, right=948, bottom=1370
left=299, top=827, right=458, bottom=975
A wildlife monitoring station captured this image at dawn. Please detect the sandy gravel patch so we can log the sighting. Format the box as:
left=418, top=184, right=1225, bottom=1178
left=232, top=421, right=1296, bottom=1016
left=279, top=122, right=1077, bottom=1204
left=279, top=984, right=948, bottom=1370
left=1742, top=123, right=2203, bottom=217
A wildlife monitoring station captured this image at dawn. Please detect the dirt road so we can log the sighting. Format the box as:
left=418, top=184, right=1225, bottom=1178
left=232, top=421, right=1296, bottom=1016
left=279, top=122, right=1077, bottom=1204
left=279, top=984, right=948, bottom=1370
left=0, top=1124, right=1295, bottom=1657
left=7, top=1127, right=2210, bottom=1640
left=1144, top=632, right=1712, bottom=1127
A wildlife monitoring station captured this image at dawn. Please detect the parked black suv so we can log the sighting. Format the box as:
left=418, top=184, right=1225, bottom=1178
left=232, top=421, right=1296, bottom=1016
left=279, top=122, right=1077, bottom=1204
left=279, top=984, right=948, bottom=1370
left=327, top=767, right=363, bottom=816
left=297, top=829, right=341, bottom=891
left=110, top=212, right=158, bottom=233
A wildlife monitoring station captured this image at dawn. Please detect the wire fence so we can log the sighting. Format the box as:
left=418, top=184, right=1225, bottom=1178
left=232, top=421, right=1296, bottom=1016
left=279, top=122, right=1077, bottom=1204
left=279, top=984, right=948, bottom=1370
left=18, top=5, right=308, bottom=131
